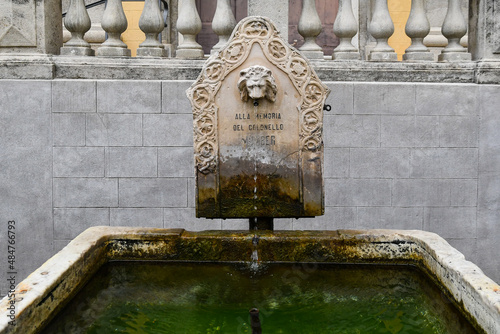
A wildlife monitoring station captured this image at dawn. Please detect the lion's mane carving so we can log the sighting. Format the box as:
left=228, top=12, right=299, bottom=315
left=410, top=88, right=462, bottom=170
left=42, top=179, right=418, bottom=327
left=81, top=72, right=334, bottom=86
left=237, top=65, right=277, bottom=103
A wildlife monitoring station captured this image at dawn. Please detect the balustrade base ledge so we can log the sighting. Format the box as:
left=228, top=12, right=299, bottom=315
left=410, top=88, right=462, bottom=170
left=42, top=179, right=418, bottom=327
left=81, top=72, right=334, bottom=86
left=176, top=49, right=205, bottom=59
left=439, top=52, right=473, bottom=62
left=60, top=47, right=95, bottom=57
left=403, top=52, right=435, bottom=62
left=0, top=54, right=498, bottom=84
left=299, top=50, right=325, bottom=60
left=137, top=47, right=168, bottom=58
left=96, top=47, right=132, bottom=58
left=368, top=52, right=399, bottom=62
left=332, top=52, right=361, bottom=61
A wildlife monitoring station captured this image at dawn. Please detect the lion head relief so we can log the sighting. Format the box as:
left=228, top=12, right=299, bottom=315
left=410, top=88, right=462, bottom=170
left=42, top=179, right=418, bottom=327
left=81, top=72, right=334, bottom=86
left=237, top=65, right=277, bottom=103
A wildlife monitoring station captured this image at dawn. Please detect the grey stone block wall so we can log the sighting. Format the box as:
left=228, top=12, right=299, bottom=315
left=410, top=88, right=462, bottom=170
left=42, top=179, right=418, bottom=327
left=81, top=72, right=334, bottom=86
left=1, top=79, right=500, bottom=297
left=0, top=81, right=54, bottom=298
left=478, top=85, right=500, bottom=281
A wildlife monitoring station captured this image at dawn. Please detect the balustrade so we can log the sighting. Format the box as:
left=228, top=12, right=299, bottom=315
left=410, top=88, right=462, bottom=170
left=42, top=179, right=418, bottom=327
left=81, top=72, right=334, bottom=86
left=61, top=0, right=94, bottom=56
left=298, top=0, right=324, bottom=60
left=137, top=0, right=166, bottom=57
left=403, top=0, right=433, bottom=61
left=96, top=0, right=130, bottom=57
left=368, top=0, right=397, bottom=61
left=333, top=0, right=360, bottom=60
left=55, top=0, right=491, bottom=64
left=439, top=0, right=472, bottom=62
left=211, top=0, right=237, bottom=54
left=176, top=0, right=204, bottom=58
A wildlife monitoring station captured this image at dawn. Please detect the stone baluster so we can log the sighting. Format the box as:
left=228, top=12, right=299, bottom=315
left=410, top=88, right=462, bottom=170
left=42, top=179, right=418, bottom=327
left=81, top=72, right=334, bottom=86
left=403, top=0, right=433, bottom=61
left=137, top=0, right=166, bottom=57
left=298, top=0, right=324, bottom=60
left=368, top=0, right=397, bottom=61
left=176, top=0, right=204, bottom=58
left=61, top=0, right=94, bottom=56
left=211, top=0, right=237, bottom=54
left=438, top=0, right=471, bottom=62
left=96, top=0, right=131, bottom=57
left=332, top=0, right=360, bottom=60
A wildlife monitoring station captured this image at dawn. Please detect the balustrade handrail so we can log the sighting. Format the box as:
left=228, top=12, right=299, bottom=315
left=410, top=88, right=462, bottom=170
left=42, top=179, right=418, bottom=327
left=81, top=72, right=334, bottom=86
left=62, top=0, right=106, bottom=18
left=62, top=0, right=168, bottom=19
left=58, top=0, right=496, bottom=65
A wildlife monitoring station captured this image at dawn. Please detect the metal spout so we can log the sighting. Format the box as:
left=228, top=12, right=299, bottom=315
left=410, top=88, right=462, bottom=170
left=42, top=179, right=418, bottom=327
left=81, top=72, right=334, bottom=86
left=250, top=308, right=262, bottom=334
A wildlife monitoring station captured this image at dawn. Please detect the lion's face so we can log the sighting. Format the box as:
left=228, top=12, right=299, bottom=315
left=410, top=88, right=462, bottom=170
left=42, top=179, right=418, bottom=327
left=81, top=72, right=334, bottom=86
left=246, top=73, right=268, bottom=100
left=237, top=65, right=277, bottom=103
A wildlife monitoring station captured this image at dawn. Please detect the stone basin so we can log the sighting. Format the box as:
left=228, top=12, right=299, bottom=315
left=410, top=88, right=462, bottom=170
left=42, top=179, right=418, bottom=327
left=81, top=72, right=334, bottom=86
left=0, top=227, right=499, bottom=333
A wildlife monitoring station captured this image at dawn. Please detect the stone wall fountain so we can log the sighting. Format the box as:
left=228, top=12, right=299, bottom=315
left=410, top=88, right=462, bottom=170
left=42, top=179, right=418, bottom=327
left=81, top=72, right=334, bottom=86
left=1, top=16, right=500, bottom=334
left=187, top=16, right=329, bottom=229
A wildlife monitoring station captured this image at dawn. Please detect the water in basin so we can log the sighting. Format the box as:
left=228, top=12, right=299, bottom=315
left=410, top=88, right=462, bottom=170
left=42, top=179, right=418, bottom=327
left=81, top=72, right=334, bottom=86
left=41, top=261, right=478, bottom=333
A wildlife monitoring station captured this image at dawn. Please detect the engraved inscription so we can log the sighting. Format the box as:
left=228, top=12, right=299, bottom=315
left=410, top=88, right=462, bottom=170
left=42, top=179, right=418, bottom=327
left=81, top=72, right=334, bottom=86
left=232, top=111, right=285, bottom=146
left=242, top=135, right=276, bottom=146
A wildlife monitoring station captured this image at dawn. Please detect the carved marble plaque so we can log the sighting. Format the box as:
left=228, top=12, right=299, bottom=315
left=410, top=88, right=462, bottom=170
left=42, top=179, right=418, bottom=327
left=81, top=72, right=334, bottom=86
left=187, top=16, right=330, bottom=218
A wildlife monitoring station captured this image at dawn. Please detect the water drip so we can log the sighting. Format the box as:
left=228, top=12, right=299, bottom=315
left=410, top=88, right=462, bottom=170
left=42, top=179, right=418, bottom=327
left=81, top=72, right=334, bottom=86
left=251, top=250, right=259, bottom=262
left=250, top=228, right=260, bottom=272
left=253, top=102, right=259, bottom=213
